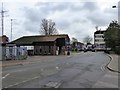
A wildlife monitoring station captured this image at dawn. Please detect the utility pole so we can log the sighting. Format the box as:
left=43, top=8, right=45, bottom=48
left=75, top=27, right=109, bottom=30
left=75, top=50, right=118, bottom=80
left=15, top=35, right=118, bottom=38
left=118, top=1, right=120, bottom=25
left=0, top=3, right=8, bottom=36
left=11, top=19, right=13, bottom=41
left=10, top=19, right=15, bottom=41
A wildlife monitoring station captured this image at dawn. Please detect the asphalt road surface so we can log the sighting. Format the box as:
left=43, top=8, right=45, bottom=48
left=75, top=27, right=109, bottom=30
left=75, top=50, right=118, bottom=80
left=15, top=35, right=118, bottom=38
left=2, top=52, right=118, bottom=88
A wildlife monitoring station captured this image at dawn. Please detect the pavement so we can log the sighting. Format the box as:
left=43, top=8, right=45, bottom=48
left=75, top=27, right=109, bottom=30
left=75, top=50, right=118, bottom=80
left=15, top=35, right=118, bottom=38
left=1, top=52, right=83, bottom=67
left=1, top=56, right=65, bottom=67
left=106, top=54, right=120, bottom=73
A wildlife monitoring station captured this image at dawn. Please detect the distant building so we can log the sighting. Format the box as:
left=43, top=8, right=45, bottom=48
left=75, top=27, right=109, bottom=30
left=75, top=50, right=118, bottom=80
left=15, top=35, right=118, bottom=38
left=0, top=35, right=9, bottom=44
left=94, top=30, right=106, bottom=50
left=0, top=35, right=9, bottom=60
left=71, top=42, right=84, bottom=51
left=10, top=34, right=70, bottom=55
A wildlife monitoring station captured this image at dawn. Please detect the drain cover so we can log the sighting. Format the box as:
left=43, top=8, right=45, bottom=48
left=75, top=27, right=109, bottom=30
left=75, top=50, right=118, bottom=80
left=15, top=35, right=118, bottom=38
left=43, top=81, right=61, bottom=88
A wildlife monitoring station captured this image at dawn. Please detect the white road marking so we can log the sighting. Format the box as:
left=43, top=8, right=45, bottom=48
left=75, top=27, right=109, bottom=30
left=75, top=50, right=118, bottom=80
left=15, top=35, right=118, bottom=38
left=56, top=66, right=59, bottom=70
left=101, top=65, right=106, bottom=71
left=2, top=73, right=10, bottom=79
left=4, top=76, right=41, bottom=88
left=44, top=81, right=61, bottom=88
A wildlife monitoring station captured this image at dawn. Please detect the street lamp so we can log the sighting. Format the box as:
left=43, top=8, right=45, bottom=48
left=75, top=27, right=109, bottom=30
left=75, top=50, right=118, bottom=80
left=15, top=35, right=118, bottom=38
left=112, top=6, right=117, bottom=8
left=112, top=1, right=120, bottom=25
left=112, top=2, right=120, bottom=55
left=0, top=3, right=8, bottom=36
left=10, top=19, right=16, bottom=42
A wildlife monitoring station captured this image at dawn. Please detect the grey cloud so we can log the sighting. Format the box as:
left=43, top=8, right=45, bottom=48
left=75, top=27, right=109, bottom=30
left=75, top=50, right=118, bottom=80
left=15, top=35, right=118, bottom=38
left=85, top=2, right=117, bottom=27
left=22, top=6, right=49, bottom=33
left=83, top=2, right=99, bottom=11
left=104, top=7, right=117, bottom=17
left=36, top=2, right=74, bottom=12
left=87, top=7, right=117, bottom=27
left=22, top=19, right=40, bottom=33
left=87, top=14, right=108, bottom=26
left=56, top=18, right=87, bottom=31
left=22, top=2, right=73, bottom=33
left=22, top=2, right=79, bottom=33
left=21, top=2, right=116, bottom=42
left=56, top=21, right=71, bottom=30
left=23, top=7, right=46, bottom=23
left=35, top=2, right=85, bottom=13
left=23, top=2, right=85, bottom=23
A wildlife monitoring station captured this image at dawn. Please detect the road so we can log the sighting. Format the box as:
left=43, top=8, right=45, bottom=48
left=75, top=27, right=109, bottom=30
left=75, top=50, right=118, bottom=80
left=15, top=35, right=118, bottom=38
left=2, top=52, right=118, bottom=88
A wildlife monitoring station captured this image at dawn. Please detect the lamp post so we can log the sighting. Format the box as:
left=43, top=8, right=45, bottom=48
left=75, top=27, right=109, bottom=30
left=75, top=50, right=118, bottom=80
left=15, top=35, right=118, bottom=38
left=112, top=1, right=120, bottom=25
left=112, top=1, right=120, bottom=55
left=10, top=19, right=13, bottom=42
left=10, top=19, right=16, bottom=42
left=0, top=3, right=8, bottom=36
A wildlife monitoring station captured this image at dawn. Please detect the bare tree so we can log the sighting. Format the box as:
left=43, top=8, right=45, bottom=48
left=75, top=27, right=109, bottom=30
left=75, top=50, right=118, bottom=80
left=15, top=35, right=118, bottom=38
left=41, top=19, right=48, bottom=35
left=40, top=19, right=58, bottom=35
left=71, top=37, right=78, bottom=44
left=83, top=35, right=92, bottom=44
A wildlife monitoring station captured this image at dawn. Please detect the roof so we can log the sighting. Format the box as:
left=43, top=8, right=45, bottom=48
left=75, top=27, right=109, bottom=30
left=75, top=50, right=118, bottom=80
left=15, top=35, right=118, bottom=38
left=94, top=30, right=106, bottom=34
left=10, top=34, right=69, bottom=45
left=73, top=42, right=84, bottom=45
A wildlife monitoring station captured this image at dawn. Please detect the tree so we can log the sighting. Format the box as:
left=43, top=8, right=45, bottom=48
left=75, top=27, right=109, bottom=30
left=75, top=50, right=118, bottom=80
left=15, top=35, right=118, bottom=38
left=83, top=35, right=92, bottom=44
left=104, top=21, right=120, bottom=54
left=71, top=37, right=78, bottom=43
left=40, top=19, right=58, bottom=35
left=71, top=37, right=78, bottom=51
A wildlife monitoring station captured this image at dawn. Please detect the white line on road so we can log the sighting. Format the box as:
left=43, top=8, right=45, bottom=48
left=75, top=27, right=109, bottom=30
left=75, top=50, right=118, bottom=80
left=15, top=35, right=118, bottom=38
left=43, top=81, right=61, bottom=88
left=101, top=64, right=107, bottom=71
left=101, top=65, right=105, bottom=71
left=2, top=73, right=10, bottom=79
left=4, top=76, right=41, bottom=88
left=56, top=66, right=59, bottom=70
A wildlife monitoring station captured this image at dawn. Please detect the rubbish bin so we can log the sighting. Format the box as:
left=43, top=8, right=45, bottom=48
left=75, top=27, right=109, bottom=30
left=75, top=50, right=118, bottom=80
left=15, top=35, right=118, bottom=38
left=67, top=51, right=70, bottom=55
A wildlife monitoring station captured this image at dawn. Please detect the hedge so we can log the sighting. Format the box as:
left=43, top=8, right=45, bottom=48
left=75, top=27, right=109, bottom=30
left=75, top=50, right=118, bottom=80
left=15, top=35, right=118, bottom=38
left=114, top=46, right=120, bottom=55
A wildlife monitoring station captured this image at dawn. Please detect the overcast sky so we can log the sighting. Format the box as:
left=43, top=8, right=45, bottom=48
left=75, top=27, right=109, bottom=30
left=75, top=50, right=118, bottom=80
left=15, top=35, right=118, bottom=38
left=0, top=0, right=119, bottom=43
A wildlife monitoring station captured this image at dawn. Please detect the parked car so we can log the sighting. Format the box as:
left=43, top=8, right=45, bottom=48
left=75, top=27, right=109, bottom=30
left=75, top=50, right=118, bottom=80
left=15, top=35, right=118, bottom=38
left=91, top=48, right=95, bottom=52
left=84, top=48, right=87, bottom=52
left=83, top=44, right=95, bottom=52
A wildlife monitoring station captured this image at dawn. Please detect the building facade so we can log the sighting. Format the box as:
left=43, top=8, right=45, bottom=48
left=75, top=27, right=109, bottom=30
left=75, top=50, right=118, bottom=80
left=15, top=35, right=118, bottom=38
left=94, top=30, right=106, bottom=50
left=71, top=42, right=84, bottom=51
left=10, top=34, right=70, bottom=55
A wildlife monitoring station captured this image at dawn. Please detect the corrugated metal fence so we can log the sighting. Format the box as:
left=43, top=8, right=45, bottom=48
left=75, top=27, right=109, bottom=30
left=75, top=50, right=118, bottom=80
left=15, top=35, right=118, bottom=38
left=0, top=45, right=2, bottom=60
left=1, top=46, right=27, bottom=60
